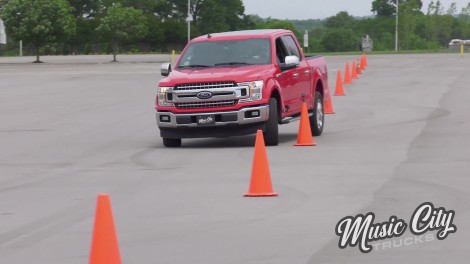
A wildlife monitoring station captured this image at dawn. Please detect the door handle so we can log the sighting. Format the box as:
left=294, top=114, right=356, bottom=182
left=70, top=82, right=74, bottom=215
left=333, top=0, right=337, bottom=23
left=305, top=70, right=311, bottom=74
left=293, top=73, right=300, bottom=78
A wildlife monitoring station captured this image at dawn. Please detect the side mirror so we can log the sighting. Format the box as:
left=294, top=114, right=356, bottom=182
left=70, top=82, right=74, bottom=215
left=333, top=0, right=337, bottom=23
left=161, top=62, right=172, bottom=76
left=280, top=55, right=300, bottom=71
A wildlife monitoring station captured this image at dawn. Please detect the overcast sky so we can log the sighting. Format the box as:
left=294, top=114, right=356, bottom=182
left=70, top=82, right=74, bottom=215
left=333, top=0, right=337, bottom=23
left=242, top=0, right=470, bottom=20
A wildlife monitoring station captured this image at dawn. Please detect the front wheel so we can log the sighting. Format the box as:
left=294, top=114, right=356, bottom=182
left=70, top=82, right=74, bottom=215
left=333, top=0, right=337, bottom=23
left=163, top=138, right=182, bottom=147
left=263, top=97, right=279, bottom=146
left=310, top=92, right=324, bottom=136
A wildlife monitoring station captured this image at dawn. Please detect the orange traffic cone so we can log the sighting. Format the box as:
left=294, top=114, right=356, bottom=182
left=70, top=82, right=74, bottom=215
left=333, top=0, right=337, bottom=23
left=344, top=63, right=352, bottom=84
left=294, top=102, right=316, bottom=146
left=334, top=70, right=346, bottom=96
left=356, top=60, right=362, bottom=74
left=360, top=55, right=366, bottom=71
left=364, top=53, right=368, bottom=67
left=351, top=61, right=358, bottom=79
left=89, top=194, right=122, bottom=264
left=244, top=130, right=278, bottom=197
left=324, top=92, right=335, bottom=114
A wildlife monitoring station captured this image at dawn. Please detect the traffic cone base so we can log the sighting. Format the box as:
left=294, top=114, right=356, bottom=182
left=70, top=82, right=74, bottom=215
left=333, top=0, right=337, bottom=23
left=295, top=142, right=317, bottom=146
left=244, top=191, right=278, bottom=197
left=244, top=130, right=278, bottom=197
left=294, top=102, right=316, bottom=146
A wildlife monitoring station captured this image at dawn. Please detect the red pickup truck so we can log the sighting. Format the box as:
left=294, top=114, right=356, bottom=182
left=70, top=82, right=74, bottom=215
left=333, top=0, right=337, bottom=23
left=156, top=29, right=330, bottom=147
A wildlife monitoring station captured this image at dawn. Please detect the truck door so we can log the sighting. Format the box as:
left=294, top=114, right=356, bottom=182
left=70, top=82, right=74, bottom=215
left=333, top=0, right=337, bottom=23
left=281, top=35, right=313, bottom=108
left=275, top=36, right=302, bottom=116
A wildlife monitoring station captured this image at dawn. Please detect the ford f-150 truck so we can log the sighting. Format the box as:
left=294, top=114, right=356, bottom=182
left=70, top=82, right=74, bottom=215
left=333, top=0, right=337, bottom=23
left=156, top=29, right=330, bottom=147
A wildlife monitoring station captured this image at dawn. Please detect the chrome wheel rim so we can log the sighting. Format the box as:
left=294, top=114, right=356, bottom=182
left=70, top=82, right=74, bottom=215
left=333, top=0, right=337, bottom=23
left=316, top=101, right=323, bottom=129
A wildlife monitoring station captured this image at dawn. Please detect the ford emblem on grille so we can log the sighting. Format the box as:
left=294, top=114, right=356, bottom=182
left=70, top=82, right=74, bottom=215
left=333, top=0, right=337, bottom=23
left=196, top=91, right=213, bottom=99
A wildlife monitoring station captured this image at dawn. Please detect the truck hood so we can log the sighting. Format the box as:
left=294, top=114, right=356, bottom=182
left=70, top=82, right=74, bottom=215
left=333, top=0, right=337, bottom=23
left=160, top=65, right=275, bottom=86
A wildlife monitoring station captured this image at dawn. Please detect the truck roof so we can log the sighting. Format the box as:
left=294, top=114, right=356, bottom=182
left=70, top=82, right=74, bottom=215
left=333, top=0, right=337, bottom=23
left=191, top=29, right=291, bottom=42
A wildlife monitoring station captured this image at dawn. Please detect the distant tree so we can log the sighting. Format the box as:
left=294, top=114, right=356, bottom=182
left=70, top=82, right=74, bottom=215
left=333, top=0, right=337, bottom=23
left=161, top=19, right=187, bottom=50
left=422, top=0, right=459, bottom=46
left=375, top=31, right=396, bottom=50
left=462, top=2, right=470, bottom=18
left=152, top=0, right=248, bottom=44
left=398, top=0, right=423, bottom=49
left=96, top=3, right=148, bottom=62
left=0, top=0, right=7, bottom=12
left=406, top=0, right=423, bottom=11
left=259, top=19, right=299, bottom=35
left=68, top=0, right=101, bottom=18
left=245, top=14, right=265, bottom=26
left=196, top=0, right=228, bottom=33
left=290, top=19, right=324, bottom=33
left=241, top=14, right=257, bottom=30
left=1, top=0, right=75, bottom=62
left=447, top=2, right=457, bottom=16
left=459, top=3, right=470, bottom=38
left=68, top=17, right=99, bottom=54
left=120, top=0, right=157, bottom=14
left=154, top=0, right=209, bottom=24
left=321, top=28, right=358, bottom=52
left=372, top=0, right=423, bottom=17
left=194, top=0, right=246, bottom=34
left=356, top=17, right=395, bottom=50
left=154, top=0, right=188, bottom=21
left=324, top=11, right=356, bottom=30
left=427, top=0, right=444, bottom=15
left=222, top=0, right=245, bottom=30
left=145, top=15, right=166, bottom=51
left=305, top=27, right=327, bottom=53
left=372, top=0, right=396, bottom=17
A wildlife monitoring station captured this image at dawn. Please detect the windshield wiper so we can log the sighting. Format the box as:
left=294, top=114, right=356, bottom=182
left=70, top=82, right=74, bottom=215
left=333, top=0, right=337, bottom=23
left=178, top=64, right=211, bottom=69
left=214, top=62, right=252, bottom=67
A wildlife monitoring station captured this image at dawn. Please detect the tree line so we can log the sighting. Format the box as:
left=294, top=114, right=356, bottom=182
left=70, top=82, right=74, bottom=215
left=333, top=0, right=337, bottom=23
left=0, top=0, right=255, bottom=61
left=1, top=0, right=470, bottom=61
left=323, top=0, right=470, bottom=52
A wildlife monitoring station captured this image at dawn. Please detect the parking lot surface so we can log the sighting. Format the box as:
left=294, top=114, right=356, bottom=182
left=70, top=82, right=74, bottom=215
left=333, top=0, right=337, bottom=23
left=0, top=54, right=469, bottom=263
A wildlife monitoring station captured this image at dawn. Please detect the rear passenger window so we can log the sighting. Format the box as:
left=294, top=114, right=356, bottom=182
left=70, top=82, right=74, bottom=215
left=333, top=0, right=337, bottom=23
left=281, top=35, right=301, bottom=60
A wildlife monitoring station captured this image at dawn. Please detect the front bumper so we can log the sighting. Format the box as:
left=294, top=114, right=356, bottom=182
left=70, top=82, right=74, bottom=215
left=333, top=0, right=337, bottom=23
left=156, top=105, right=269, bottom=128
left=156, top=105, right=270, bottom=139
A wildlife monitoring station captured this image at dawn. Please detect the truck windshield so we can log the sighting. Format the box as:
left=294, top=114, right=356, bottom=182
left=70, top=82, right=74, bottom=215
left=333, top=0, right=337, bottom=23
left=177, top=38, right=271, bottom=69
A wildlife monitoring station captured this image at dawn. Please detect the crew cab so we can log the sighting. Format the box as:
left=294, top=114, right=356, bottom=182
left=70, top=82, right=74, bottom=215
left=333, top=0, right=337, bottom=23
left=156, top=29, right=330, bottom=147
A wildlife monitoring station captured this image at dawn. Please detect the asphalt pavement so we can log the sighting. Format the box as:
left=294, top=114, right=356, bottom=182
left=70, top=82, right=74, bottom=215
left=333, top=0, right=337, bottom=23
left=0, top=53, right=469, bottom=263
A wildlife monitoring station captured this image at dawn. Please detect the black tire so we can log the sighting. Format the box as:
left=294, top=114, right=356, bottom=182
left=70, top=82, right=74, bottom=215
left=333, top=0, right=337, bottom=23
left=264, top=97, right=279, bottom=146
left=310, top=92, right=324, bottom=136
left=163, top=137, right=182, bottom=147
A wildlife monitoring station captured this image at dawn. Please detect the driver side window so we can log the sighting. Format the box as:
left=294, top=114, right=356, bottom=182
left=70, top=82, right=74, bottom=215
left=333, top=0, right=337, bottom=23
left=281, top=35, right=301, bottom=60
left=275, top=37, right=288, bottom=65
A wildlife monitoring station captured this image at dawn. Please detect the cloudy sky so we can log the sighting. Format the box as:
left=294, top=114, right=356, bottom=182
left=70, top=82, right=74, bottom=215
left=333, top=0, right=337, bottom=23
left=242, top=0, right=470, bottom=20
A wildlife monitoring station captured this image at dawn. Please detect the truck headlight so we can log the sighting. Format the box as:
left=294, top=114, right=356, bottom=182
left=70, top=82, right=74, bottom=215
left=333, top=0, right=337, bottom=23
left=239, top=80, right=264, bottom=101
left=157, top=86, right=174, bottom=107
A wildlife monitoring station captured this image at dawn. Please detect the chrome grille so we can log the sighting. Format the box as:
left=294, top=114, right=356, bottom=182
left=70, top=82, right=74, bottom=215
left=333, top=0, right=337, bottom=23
left=176, top=100, right=237, bottom=109
left=175, top=82, right=237, bottom=91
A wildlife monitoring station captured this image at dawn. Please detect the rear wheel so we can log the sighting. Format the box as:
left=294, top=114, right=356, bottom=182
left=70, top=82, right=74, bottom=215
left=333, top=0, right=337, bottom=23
left=263, top=97, right=279, bottom=146
left=163, top=138, right=182, bottom=147
left=310, top=92, right=324, bottom=136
